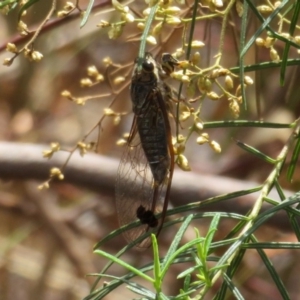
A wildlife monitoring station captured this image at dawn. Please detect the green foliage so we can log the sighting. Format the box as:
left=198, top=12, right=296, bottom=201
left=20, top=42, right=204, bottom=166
left=84, top=0, right=300, bottom=299
left=3, top=0, right=300, bottom=298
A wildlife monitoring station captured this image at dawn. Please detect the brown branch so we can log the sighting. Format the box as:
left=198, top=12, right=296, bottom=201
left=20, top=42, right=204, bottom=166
left=0, top=142, right=296, bottom=231
left=0, top=0, right=111, bottom=53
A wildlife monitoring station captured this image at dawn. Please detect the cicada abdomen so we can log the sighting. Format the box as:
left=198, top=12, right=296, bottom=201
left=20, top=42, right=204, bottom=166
left=115, top=53, right=174, bottom=247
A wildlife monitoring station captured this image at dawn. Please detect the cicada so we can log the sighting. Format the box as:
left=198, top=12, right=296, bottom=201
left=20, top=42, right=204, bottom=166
left=115, top=53, right=177, bottom=247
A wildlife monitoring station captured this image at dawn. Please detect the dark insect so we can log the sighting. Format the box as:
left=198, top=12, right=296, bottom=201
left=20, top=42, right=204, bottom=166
left=136, top=205, right=158, bottom=228
left=115, top=53, right=177, bottom=247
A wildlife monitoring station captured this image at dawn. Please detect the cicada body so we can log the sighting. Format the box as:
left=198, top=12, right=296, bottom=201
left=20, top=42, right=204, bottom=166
left=115, top=53, right=174, bottom=247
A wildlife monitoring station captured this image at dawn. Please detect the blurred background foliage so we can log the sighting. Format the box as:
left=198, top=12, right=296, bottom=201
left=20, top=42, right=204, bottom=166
left=0, top=0, right=300, bottom=299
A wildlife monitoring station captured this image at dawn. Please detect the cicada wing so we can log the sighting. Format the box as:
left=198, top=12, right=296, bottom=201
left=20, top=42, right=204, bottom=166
left=115, top=120, right=169, bottom=248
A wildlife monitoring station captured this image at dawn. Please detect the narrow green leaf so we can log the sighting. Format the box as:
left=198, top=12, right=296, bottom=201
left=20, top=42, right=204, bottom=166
left=250, top=236, right=290, bottom=300
left=203, top=120, right=293, bottom=129
left=230, top=59, right=300, bottom=73
left=176, top=288, right=197, bottom=299
left=151, top=234, right=161, bottom=288
left=274, top=181, right=300, bottom=241
left=287, top=134, right=300, bottom=182
left=209, top=263, right=230, bottom=273
left=212, top=193, right=300, bottom=278
left=18, top=0, right=41, bottom=21
left=215, top=248, right=246, bottom=300
left=281, top=0, right=300, bottom=84
left=177, top=265, right=201, bottom=279
left=264, top=197, right=300, bottom=217
left=80, top=0, right=94, bottom=28
left=162, top=214, right=194, bottom=270
left=239, top=0, right=248, bottom=111
left=222, top=273, right=245, bottom=300
left=236, top=140, right=276, bottom=164
left=242, top=242, right=300, bottom=249
left=0, top=0, right=18, bottom=9
left=224, top=219, right=249, bottom=240
left=127, top=283, right=156, bottom=299
left=94, top=250, right=154, bottom=283
left=203, top=214, right=220, bottom=256
left=242, top=0, right=289, bottom=57
left=185, top=0, right=200, bottom=60
left=280, top=43, right=290, bottom=86
left=137, top=3, right=159, bottom=68
left=183, top=274, right=191, bottom=290
left=160, top=237, right=204, bottom=280
left=157, top=292, right=169, bottom=300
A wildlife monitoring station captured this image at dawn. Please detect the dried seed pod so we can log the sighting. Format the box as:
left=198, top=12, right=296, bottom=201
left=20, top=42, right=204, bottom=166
left=205, top=78, right=213, bottom=92
left=113, top=76, right=126, bottom=85
left=190, top=40, right=205, bottom=48
left=207, top=91, right=219, bottom=100
left=80, top=78, right=93, bottom=87
left=104, top=108, right=115, bottom=116
left=225, top=75, right=234, bottom=90
left=270, top=48, right=280, bottom=62
left=264, top=37, right=275, bottom=48
left=164, top=6, right=181, bottom=14
left=244, top=76, right=253, bottom=85
left=177, top=154, right=191, bottom=171
left=87, top=66, right=99, bottom=77
left=166, top=17, right=181, bottom=25
left=152, top=22, right=163, bottom=35
left=191, top=52, right=201, bottom=65
left=209, top=140, right=221, bottom=153
left=113, top=115, right=121, bottom=125
left=6, top=43, right=18, bottom=53
left=194, top=116, right=204, bottom=130
left=294, top=36, right=300, bottom=44
left=196, top=133, right=209, bottom=145
left=255, top=38, right=265, bottom=47
left=212, top=0, right=223, bottom=8
left=116, top=139, right=127, bottom=146
left=108, top=24, right=123, bottom=39
left=229, top=99, right=240, bottom=118
left=236, top=0, right=243, bottom=16
left=146, top=35, right=157, bottom=45
left=257, top=5, right=273, bottom=13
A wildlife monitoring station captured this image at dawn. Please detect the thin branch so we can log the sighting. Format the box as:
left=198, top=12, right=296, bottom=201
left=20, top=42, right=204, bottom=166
left=0, top=142, right=295, bottom=231
left=0, top=0, right=110, bottom=53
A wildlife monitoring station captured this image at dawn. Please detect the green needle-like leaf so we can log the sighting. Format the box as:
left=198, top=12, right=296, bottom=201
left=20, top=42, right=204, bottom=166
left=94, top=249, right=154, bottom=283
left=80, top=0, right=94, bottom=28
left=235, top=140, right=277, bottom=164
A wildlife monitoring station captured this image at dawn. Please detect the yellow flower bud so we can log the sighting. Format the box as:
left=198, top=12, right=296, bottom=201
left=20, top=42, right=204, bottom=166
left=166, top=17, right=181, bottom=25
left=6, top=43, right=18, bottom=53
left=255, top=37, right=265, bottom=47
left=104, top=108, right=115, bottom=116
left=146, top=35, right=157, bottom=45
left=61, top=90, right=72, bottom=98
left=3, top=58, right=13, bottom=66
left=80, top=78, right=93, bottom=87
left=209, top=140, right=221, bottom=153
left=244, top=76, right=253, bottom=85
left=207, top=91, right=219, bottom=100
left=270, top=48, right=280, bottom=62
left=225, top=75, right=234, bottom=90
left=264, top=37, right=275, bottom=48
left=116, top=139, right=127, bottom=146
left=190, top=40, right=205, bottom=48
left=177, top=154, right=191, bottom=171
left=87, top=66, right=99, bottom=77
left=257, top=5, right=273, bottom=13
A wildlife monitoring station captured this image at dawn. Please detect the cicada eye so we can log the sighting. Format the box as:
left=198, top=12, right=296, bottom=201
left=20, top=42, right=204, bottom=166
left=142, top=61, right=154, bottom=72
